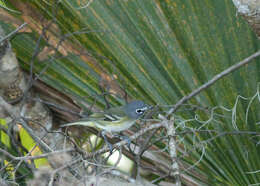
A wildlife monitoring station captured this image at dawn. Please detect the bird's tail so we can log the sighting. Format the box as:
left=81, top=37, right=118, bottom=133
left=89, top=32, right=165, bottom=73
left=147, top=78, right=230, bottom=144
left=60, top=121, right=95, bottom=128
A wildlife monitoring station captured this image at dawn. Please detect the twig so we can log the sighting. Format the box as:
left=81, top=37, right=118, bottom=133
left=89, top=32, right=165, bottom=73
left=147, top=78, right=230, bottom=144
left=0, top=22, right=27, bottom=43
left=19, top=119, right=54, bottom=153
left=0, top=148, right=74, bottom=161
left=133, top=127, right=160, bottom=179
left=167, top=50, right=260, bottom=116
left=13, top=144, right=38, bottom=180
left=0, top=96, right=53, bottom=153
left=31, top=97, right=82, bottom=117
left=21, top=20, right=54, bottom=105
left=48, top=158, right=81, bottom=186
left=161, top=116, right=181, bottom=186
left=108, top=170, right=135, bottom=183
left=82, top=123, right=260, bottom=159
left=84, top=123, right=164, bottom=158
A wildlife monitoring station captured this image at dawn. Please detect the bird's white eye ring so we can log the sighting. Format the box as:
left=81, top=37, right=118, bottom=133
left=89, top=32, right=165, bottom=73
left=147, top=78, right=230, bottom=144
left=136, top=109, right=144, bottom=114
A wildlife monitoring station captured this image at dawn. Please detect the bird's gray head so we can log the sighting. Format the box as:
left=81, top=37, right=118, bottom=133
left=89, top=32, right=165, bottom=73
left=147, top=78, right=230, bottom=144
left=124, top=100, right=149, bottom=119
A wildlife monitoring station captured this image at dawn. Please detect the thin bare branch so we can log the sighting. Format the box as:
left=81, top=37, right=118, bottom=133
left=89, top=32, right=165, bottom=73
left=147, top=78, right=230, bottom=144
left=0, top=96, right=53, bottom=153
left=0, top=22, right=27, bottom=43
left=48, top=158, right=81, bottom=186
left=160, top=115, right=181, bottom=186
left=84, top=123, right=164, bottom=158
left=0, top=148, right=74, bottom=161
left=167, top=50, right=260, bottom=116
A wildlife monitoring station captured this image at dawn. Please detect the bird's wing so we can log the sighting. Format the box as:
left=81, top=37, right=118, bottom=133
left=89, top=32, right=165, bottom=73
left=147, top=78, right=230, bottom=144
left=89, top=112, right=122, bottom=121
left=60, top=110, right=124, bottom=128
left=106, top=106, right=125, bottom=117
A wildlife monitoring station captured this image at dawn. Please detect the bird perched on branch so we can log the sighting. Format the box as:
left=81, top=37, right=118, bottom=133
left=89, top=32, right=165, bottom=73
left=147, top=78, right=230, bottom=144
left=61, top=100, right=151, bottom=151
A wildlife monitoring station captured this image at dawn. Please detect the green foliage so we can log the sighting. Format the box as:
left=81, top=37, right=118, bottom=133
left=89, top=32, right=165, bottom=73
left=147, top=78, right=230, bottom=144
left=0, top=0, right=20, bottom=13
left=0, top=0, right=259, bottom=185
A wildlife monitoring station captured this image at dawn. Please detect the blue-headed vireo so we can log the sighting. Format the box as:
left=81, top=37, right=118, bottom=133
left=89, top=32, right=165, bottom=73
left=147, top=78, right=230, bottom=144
left=61, top=100, right=150, bottom=133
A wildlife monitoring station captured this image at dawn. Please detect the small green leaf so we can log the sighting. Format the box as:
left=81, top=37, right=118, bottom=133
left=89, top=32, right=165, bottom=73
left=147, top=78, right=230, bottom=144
left=19, top=127, right=48, bottom=168
left=0, top=118, right=11, bottom=148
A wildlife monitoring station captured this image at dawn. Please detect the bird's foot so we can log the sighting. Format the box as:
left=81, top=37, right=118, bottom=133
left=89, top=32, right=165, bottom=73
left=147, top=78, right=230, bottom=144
left=113, top=134, right=131, bottom=150
left=101, top=130, right=114, bottom=154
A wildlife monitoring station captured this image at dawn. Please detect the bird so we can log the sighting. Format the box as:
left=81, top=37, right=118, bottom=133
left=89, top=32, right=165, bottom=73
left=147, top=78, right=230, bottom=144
left=61, top=100, right=150, bottom=152
left=60, top=100, right=150, bottom=133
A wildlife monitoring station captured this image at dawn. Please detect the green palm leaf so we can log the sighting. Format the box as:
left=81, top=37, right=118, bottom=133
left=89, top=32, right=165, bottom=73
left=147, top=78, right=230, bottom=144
left=0, top=0, right=259, bottom=185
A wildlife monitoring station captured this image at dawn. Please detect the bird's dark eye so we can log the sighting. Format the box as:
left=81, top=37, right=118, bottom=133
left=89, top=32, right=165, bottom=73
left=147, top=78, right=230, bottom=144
left=136, top=109, right=144, bottom=114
